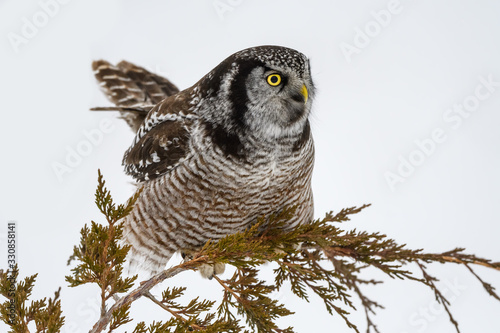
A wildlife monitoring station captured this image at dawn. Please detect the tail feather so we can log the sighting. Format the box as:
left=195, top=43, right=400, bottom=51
left=92, top=60, right=179, bottom=132
left=125, top=247, right=173, bottom=280
left=116, top=60, right=179, bottom=104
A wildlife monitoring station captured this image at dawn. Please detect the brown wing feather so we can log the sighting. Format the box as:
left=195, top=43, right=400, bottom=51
left=122, top=89, right=197, bottom=182
left=116, top=61, right=179, bottom=104
left=123, top=120, right=191, bottom=181
left=92, top=60, right=180, bottom=132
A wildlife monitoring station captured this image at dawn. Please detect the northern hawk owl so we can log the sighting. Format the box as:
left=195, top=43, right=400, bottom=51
left=92, top=45, right=315, bottom=278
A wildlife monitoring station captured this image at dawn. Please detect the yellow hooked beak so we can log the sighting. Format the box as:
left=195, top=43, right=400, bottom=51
left=300, top=84, right=308, bottom=104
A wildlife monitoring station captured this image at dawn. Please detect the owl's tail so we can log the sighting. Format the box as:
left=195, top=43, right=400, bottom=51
left=124, top=244, right=174, bottom=281
left=125, top=250, right=170, bottom=281
left=91, top=60, right=179, bottom=132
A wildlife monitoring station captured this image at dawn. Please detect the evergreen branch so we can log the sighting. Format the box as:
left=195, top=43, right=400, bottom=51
left=89, top=262, right=199, bottom=333
left=144, top=292, right=203, bottom=330
left=33, top=287, right=65, bottom=333
left=67, top=174, right=499, bottom=333
left=213, top=269, right=294, bottom=333
left=0, top=267, right=64, bottom=333
left=462, top=263, right=500, bottom=301
left=88, top=202, right=499, bottom=333
left=417, top=262, right=459, bottom=332
left=66, top=170, right=142, bottom=332
left=109, top=304, right=132, bottom=332
left=131, top=321, right=175, bottom=333
left=425, top=251, right=500, bottom=271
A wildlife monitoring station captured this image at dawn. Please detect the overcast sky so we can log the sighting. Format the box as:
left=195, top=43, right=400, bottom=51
left=1, top=1, right=499, bottom=332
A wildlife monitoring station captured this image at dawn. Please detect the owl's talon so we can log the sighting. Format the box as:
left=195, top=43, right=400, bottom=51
left=198, top=262, right=226, bottom=279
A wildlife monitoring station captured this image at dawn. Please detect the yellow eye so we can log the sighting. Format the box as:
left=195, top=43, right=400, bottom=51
left=267, top=74, right=282, bottom=86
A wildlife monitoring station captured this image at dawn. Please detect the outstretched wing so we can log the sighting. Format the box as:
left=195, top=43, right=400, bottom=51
left=122, top=90, right=198, bottom=182
left=92, top=60, right=180, bottom=132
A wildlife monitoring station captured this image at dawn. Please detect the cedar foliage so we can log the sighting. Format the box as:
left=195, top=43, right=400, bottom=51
left=0, top=267, right=64, bottom=333
left=0, top=171, right=499, bottom=333
left=66, top=170, right=139, bottom=322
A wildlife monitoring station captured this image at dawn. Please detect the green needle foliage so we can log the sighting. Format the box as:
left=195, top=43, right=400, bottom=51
left=194, top=206, right=500, bottom=333
left=0, top=267, right=64, bottom=333
left=66, top=170, right=139, bottom=325
left=1, top=171, right=499, bottom=333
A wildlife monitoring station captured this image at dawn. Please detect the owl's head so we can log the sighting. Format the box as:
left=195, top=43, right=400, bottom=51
left=197, top=46, right=314, bottom=144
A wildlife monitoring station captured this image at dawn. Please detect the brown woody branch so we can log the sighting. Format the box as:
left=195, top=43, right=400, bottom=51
left=144, top=292, right=204, bottom=331
left=88, top=244, right=499, bottom=333
left=89, top=258, right=204, bottom=333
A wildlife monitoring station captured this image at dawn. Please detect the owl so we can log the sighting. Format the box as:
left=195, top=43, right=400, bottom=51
left=92, top=45, right=315, bottom=278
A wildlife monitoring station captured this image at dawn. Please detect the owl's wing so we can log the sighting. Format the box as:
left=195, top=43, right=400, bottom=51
left=122, top=92, right=197, bottom=182
left=92, top=60, right=180, bottom=132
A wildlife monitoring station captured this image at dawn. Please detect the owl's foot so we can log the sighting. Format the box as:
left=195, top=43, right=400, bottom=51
left=181, top=251, right=225, bottom=279
left=198, top=262, right=226, bottom=279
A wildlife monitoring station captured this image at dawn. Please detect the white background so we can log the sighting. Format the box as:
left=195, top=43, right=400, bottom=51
left=1, top=0, right=499, bottom=332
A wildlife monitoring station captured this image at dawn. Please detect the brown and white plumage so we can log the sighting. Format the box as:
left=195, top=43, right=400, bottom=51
left=92, top=60, right=179, bottom=132
left=92, top=46, right=315, bottom=277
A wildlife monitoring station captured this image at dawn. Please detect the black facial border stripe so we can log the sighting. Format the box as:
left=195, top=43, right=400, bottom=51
left=229, top=59, right=265, bottom=129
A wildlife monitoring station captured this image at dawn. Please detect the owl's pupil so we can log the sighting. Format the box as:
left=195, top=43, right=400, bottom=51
left=270, top=76, right=278, bottom=83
